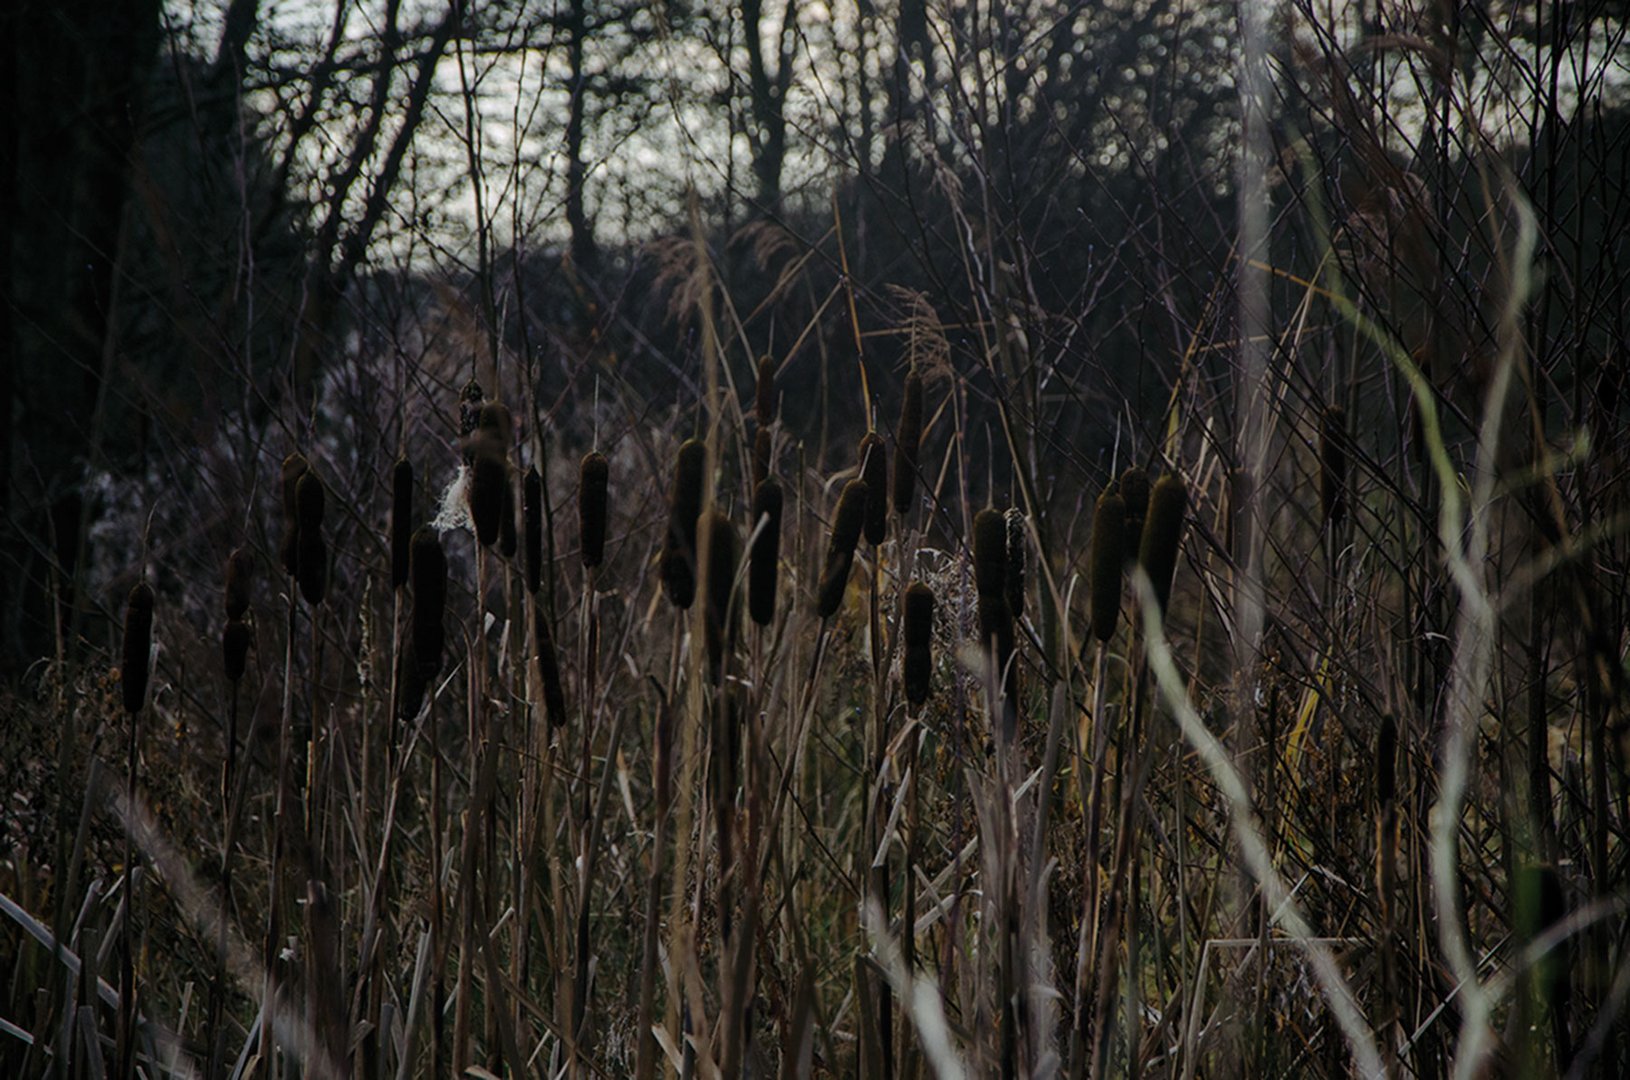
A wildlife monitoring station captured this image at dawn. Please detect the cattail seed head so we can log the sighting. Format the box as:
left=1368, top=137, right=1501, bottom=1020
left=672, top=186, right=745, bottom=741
left=280, top=453, right=309, bottom=576
left=893, top=367, right=923, bottom=514
left=1376, top=713, right=1398, bottom=808
left=224, top=547, right=253, bottom=621
left=579, top=452, right=609, bottom=569
left=498, top=473, right=518, bottom=558
left=1088, top=491, right=1126, bottom=644
left=973, top=508, right=1008, bottom=606
left=467, top=434, right=508, bottom=547
left=1118, top=466, right=1149, bottom=561
left=1138, top=473, right=1187, bottom=617
left=858, top=433, right=888, bottom=545
left=755, top=355, right=777, bottom=426
left=748, top=479, right=782, bottom=627
left=1319, top=405, right=1348, bottom=526
left=458, top=379, right=484, bottom=438
left=816, top=479, right=869, bottom=618
left=752, top=427, right=773, bottom=490
left=902, top=582, right=935, bottom=708
left=535, top=606, right=567, bottom=728
left=662, top=439, right=707, bottom=609
left=704, top=511, right=740, bottom=684
left=223, top=620, right=252, bottom=683
left=476, top=401, right=513, bottom=443
left=391, top=459, right=413, bottom=590
left=1004, top=508, right=1026, bottom=622
left=409, top=529, right=448, bottom=679
left=295, top=472, right=328, bottom=605
left=121, top=582, right=155, bottom=715
left=831, top=478, right=868, bottom=561
left=523, top=467, right=543, bottom=595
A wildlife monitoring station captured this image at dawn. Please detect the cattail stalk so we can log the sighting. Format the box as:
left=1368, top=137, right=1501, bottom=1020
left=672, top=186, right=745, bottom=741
left=117, top=581, right=154, bottom=1078
left=973, top=508, right=1017, bottom=737
left=893, top=367, right=923, bottom=516
left=391, top=459, right=413, bottom=591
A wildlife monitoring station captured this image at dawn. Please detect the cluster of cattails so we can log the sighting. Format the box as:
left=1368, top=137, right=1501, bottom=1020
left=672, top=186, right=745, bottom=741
left=223, top=548, right=253, bottom=682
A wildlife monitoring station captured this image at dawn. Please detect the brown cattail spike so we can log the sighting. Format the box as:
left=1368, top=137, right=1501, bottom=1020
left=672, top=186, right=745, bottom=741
left=858, top=433, right=888, bottom=545
left=121, top=582, right=155, bottom=715
left=749, top=479, right=782, bottom=627
left=523, top=467, right=543, bottom=595
left=972, top=509, right=1008, bottom=616
left=1138, top=473, right=1187, bottom=617
left=755, top=355, right=777, bottom=426
left=1004, top=508, right=1026, bottom=622
left=579, top=452, right=609, bottom=570
left=1376, top=714, right=1398, bottom=809
left=467, top=429, right=508, bottom=548
left=893, top=367, right=923, bottom=515
left=1319, top=404, right=1348, bottom=526
left=391, top=459, right=413, bottom=590
left=295, top=472, right=328, bottom=605
left=902, top=582, right=935, bottom=708
left=1088, top=491, right=1126, bottom=644
left=223, top=621, right=252, bottom=683
left=535, top=607, right=568, bottom=727
left=224, top=548, right=253, bottom=621
left=499, top=472, right=518, bottom=558
left=703, top=511, right=740, bottom=684
left=409, top=529, right=448, bottom=681
left=816, top=479, right=869, bottom=618
left=662, top=439, right=707, bottom=609
left=1118, top=466, right=1150, bottom=562
left=752, top=427, right=773, bottom=490
left=280, top=453, right=309, bottom=576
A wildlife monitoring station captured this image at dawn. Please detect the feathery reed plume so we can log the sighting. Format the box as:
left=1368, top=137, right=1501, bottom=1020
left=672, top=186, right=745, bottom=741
left=816, top=479, right=868, bottom=618
left=902, top=583, right=935, bottom=708
left=391, top=459, right=413, bottom=590
left=1088, top=492, right=1126, bottom=643
left=579, top=452, right=609, bottom=570
left=755, top=355, right=776, bottom=426
left=749, top=479, right=782, bottom=627
left=1137, top=473, right=1187, bottom=617
left=225, top=548, right=253, bottom=621
left=1118, top=465, right=1150, bottom=561
left=704, top=511, right=740, bottom=684
left=893, top=367, right=923, bottom=514
left=1004, top=508, right=1026, bottom=622
left=534, top=606, right=568, bottom=727
left=223, top=621, right=252, bottom=683
left=1376, top=713, right=1398, bottom=810
left=523, top=467, right=543, bottom=594
left=858, top=432, right=888, bottom=545
left=280, top=453, right=309, bottom=575
left=1319, top=404, right=1348, bottom=526
left=752, top=427, right=773, bottom=490
left=661, top=439, right=707, bottom=609
left=295, top=472, right=328, bottom=605
left=122, top=582, right=155, bottom=715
